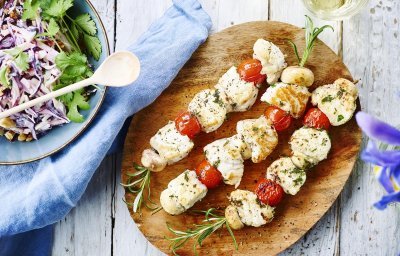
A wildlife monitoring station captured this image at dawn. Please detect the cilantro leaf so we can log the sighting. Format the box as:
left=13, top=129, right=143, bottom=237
left=4, top=47, right=23, bottom=57
left=0, top=66, right=10, bottom=87
left=70, top=23, right=80, bottom=39
left=15, top=52, right=30, bottom=71
left=43, top=0, right=73, bottom=19
left=74, top=14, right=97, bottom=36
left=65, top=91, right=90, bottom=123
left=55, top=51, right=88, bottom=70
left=22, top=0, right=40, bottom=21
left=46, top=18, right=60, bottom=36
left=83, top=34, right=102, bottom=61
left=4, top=47, right=30, bottom=71
left=37, top=18, right=60, bottom=37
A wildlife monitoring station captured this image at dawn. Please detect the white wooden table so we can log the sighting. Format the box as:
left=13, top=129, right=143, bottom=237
left=52, top=0, right=400, bottom=255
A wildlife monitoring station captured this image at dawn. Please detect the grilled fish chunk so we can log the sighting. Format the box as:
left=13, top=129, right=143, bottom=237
left=229, top=189, right=275, bottom=227
left=290, top=127, right=331, bottom=169
left=204, top=135, right=250, bottom=187
left=253, top=39, right=287, bottom=85
left=311, top=78, right=358, bottom=126
left=236, top=116, right=278, bottom=163
left=150, top=122, right=194, bottom=165
left=261, top=83, right=311, bottom=119
left=188, top=89, right=229, bottom=133
left=215, top=66, right=259, bottom=112
left=266, top=157, right=306, bottom=195
left=160, top=170, right=208, bottom=215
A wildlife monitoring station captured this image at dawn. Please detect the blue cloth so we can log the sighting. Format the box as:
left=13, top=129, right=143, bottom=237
left=0, top=226, right=53, bottom=256
left=0, top=0, right=211, bottom=253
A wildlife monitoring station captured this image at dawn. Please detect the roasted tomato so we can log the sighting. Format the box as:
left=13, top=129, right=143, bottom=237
left=303, top=108, right=331, bottom=130
left=237, top=59, right=266, bottom=84
left=255, top=178, right=284, bottom=207
left=195, top=160, right=222, bottom=189
left=175, top=111, right=201, bottom=139
left=264, top=106, right=292, bottom=132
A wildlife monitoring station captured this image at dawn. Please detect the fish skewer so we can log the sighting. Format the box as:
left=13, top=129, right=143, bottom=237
left=124, top=39, right=287, bottom=212
left=165, top=78, right=359, bottom=255
left=160, top=80, right=314, bottom=215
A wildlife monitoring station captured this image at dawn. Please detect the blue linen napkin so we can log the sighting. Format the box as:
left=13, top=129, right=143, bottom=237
left=0, top=0, right=211, bottom=252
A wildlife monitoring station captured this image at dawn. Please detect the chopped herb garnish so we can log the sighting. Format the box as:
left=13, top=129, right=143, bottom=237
left=322, top=95, right=334, bottom=103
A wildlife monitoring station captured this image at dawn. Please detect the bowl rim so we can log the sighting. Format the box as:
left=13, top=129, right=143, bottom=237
left=0, top=0, right=110, bottom=165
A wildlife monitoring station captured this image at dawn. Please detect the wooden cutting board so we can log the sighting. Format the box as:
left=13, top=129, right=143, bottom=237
left=121, top=21, right=362, bottom=256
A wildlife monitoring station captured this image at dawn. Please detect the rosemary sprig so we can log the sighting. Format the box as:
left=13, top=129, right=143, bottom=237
left=120, top=163, right=158, bottom=214
left=288, top=15, right=334, bottom=67
left=166, top=208, right=238, bottom=256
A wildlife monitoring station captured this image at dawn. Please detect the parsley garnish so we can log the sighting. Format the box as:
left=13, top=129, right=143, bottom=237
left=322, top=95, right=334, bottom=103
left=0, top=66, right=10, bottom=88
left=4, top=47, right=29, bottom=71
left=337, top=115, right=344, bottom=122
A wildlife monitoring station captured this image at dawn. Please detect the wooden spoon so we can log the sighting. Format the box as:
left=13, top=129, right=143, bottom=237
left=0, top=51, right=140, bottom=119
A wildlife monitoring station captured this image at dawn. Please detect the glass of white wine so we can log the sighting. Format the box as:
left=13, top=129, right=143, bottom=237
left=302, top=0, right=369, bottom=20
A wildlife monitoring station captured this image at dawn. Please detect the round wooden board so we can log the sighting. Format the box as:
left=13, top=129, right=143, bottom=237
left=122, top=21, right=362, bottom=256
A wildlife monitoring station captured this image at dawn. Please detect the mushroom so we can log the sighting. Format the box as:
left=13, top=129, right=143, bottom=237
left=141, top=148, right=167, bottom=172
left=282, top=16, right=333, bottom=87
left=225, top=205, right=244, bottom=230
left=281, top=66, right=314, bottom=87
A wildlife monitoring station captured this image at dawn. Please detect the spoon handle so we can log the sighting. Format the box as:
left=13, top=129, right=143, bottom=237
left=0, top=78, right=95, bottom=120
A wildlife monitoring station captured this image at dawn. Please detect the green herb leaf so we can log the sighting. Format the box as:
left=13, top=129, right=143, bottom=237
left=0, top=66, right=10, bottom=87
left=64, top=90, right=90, bottom=123
left=74, top=13, right=97, bottom=36
left=70, top=23, right=80, bottom=39
left=5, top=47, right=30, bottom=71
left=56, top=51, right=88, bottom=69
left=337, top=115, right=344, bottom=122
left=83, top=34, right=102, bottom=61
left=22, top=0, right=40, bottom=20
left=120, top=164, right=158, bottom=214
left=288, top=15, right=334, bottom=67
left=166, top=209, right=238, bottom=255
left=4, top=47, right=23, bottom=57
left=15, top=52, right=30, bottom=71
left=43, top=0, right=73, bottom=19
left=286, top=39, right=301, bottom=64
left=322, top=95, right=334, bottom=103
left=46, top=18, right=60, bottom=36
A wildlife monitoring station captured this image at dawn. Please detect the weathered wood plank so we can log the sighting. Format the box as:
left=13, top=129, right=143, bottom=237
left=52, top=156, right=115, bottom=256
left=340, top=0, right=400, bottom=254
left=52, top=0, right=116, bottom=255
left=114, top=0, right=171, bottom=50
left=269, top=1, right=342, bottom=255
left=113, top=1, right=171, bottom=255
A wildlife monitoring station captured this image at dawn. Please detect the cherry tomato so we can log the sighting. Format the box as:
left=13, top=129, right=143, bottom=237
left=195, top=160, right=222, bottom=189
left=264, top=106, right=292, bottom=132
left=254, top=178, right=284, bottom=207
left=303, top=108, right=331, bottom=130
left=175, top=111, right=201, bottom=139
left=237, top=59, right=266, bottom=84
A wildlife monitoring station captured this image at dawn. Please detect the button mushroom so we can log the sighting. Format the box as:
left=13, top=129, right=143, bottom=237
left=141, top=148, right=167, bottom=172
left=225, top=205, right=244, bottom=230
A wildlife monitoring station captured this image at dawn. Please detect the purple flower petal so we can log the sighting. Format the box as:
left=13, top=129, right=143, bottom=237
left=356, top=112, right=400, bottom=145
left=361, top=142, right=400, bottom=167
left=374, top=190, right=400, bottom=210
left=377, top=167, right=395, bottom=193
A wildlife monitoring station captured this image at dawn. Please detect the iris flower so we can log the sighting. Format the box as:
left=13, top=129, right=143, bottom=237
left=356, top=112, right=400, bottom=210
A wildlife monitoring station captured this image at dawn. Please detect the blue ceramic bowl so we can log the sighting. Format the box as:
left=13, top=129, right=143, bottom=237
left=0, top=0, right=110, bottom=165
